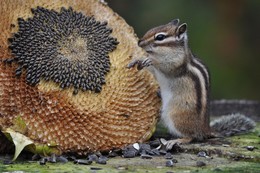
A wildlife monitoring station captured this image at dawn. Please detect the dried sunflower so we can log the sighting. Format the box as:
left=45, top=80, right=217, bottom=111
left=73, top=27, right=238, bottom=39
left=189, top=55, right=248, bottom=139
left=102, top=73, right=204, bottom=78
left=0, top=0, right=160, bottom=157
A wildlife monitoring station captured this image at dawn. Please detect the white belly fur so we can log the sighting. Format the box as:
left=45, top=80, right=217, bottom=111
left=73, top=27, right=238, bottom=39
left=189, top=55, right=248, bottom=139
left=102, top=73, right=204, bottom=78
left=154, top=70, right=182, bottom=137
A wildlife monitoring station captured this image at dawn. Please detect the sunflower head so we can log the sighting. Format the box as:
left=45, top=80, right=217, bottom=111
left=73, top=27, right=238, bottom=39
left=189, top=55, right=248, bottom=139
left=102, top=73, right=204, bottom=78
left=0, top=0, right=160, bottom=156
left=9, top=7, right=118, bottom=94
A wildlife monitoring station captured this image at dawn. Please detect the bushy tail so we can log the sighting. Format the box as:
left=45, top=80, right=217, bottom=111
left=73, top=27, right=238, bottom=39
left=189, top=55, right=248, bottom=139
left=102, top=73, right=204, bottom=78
left=210, top=113, right=256, bottom=137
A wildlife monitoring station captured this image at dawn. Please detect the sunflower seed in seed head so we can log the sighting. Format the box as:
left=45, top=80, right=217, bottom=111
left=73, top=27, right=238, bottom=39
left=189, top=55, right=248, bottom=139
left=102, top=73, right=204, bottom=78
left=9, top=7, right=118, bottom=94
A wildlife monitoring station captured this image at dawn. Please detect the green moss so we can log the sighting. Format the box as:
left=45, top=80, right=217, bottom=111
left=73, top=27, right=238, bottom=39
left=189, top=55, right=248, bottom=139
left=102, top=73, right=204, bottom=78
left=1, top=159, right=259, bottom=173
left=26, top=143, right=61, bottom=156
left=227, top=123, right=260, bottom=160
left=229, top=123, right=260, bottom=147
left=197, top=162, right=260, bottom=173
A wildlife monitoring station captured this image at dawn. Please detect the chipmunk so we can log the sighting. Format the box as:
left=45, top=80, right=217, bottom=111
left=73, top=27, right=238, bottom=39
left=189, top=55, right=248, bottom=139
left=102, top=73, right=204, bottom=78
left=128, top=19, right=255, bottom=150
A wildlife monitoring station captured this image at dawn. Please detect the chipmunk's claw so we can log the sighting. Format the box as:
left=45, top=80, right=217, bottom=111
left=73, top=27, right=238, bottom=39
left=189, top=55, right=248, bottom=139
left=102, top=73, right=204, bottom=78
left=141, top=58, right=152, bottom=68
left=127, top=60, right=141, bottom=69
left=127, top=59, right=144, bottom=70
left=127, top=58, right=152, bottom=70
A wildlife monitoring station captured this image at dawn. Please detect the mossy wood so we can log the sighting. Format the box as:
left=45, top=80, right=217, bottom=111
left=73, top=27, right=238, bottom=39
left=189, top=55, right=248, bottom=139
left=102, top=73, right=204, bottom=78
left=0, top=0, right=160, bottom=155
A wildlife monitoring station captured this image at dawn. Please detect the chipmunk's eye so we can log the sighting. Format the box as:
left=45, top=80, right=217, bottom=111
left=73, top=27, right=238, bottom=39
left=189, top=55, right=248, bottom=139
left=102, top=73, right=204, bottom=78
left=154, top=33, right=167, bottom=41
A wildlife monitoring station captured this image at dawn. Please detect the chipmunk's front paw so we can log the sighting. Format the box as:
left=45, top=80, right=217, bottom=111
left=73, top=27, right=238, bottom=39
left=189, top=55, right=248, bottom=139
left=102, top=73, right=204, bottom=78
left=127, top=58, right=152, bottom=70
left=127, top=59, right=142, bottom=69
left=141, top=58, right=152, bottom=68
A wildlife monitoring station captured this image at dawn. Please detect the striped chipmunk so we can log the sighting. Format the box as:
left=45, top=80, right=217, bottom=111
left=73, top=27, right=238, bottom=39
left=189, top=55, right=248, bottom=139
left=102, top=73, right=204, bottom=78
left=128, top=19, right=255, bottom=150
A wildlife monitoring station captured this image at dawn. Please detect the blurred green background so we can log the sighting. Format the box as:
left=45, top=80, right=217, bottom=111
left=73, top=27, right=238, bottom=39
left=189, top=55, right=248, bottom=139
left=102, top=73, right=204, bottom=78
left=107, top=0, right=260, bottom=100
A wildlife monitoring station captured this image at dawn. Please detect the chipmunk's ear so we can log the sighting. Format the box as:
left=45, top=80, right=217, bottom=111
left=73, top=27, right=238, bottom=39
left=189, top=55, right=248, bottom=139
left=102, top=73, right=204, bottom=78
left=176, top=23, right=187, bottom=40
left=170, top=19, right=180, bottom=26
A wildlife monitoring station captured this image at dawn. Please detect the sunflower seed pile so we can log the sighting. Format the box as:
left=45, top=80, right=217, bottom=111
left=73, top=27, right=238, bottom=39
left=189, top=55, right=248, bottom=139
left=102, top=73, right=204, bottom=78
left=122, top=139, right=181, bottom=159
left=8, top=6, right=118, bottom=94
left=31, top=153, right=109, bottom=166
left=1, top=139, right=182, bottom=167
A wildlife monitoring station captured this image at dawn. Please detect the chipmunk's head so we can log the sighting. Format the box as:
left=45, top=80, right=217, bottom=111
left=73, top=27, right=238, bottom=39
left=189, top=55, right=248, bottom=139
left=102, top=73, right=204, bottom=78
left=138, top=19, right=188, bottom=59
